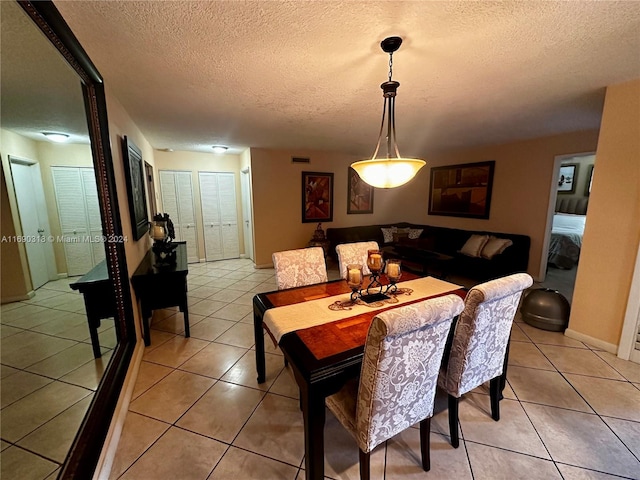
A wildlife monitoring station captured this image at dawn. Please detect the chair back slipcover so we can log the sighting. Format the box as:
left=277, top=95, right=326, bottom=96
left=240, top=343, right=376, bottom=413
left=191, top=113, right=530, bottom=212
left=272, top=247, right=328, bottom=290
left=335, top=241, right=379, bottom=280
left=440, top=273, right=533, bottom=397
left=327, top=294, right=464, bottom=453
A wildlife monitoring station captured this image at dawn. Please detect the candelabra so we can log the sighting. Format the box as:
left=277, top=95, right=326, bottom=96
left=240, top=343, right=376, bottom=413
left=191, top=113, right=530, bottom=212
left=343, top=252, right=403, bottom=306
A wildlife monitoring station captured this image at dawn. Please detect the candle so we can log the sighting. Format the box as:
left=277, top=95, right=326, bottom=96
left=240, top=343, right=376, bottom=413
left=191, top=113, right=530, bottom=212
left=369, top=253, right=382, bottom=269
left=348, top=268, right=361, bottom=285
left=387, top=263, right=400, bottom=278
left=152, top=226, right=165, bottom=240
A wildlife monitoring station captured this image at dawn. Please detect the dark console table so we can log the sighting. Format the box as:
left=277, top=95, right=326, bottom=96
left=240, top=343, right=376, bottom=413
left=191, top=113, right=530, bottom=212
left=131, top=242, right=190, bottom=346
left=70, top=260, right=116, bottom=358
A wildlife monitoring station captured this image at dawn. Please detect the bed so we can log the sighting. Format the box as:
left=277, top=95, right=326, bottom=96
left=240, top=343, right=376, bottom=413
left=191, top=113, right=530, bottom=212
left=548, top=212, right=586, bottom=269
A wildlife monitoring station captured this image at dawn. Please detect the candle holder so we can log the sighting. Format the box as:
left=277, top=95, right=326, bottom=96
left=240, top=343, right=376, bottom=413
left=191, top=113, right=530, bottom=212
left=385, top=259, right=402, bottom=294
left=364, top=249, right=385, bottom=297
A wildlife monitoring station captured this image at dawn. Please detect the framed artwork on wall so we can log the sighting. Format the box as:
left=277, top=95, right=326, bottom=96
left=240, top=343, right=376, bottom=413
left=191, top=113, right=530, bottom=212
left=122, top=136, right=149, bottom=240
left=302, top=171, right=334, bottom=223
left=347, top=167, right=374, bottom=214
left=558, top=163, right=578, bottom=193
left=428, top=161, right=495, bottom=219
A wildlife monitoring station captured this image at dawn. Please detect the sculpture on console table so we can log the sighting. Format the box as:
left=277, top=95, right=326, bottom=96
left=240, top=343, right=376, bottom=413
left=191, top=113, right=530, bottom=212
left=149, top=213, right=178, bottom=266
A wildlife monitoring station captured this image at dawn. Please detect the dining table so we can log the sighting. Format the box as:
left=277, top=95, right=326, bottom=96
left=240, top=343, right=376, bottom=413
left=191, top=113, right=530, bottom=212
left=253, top=272, right=467, bottom=480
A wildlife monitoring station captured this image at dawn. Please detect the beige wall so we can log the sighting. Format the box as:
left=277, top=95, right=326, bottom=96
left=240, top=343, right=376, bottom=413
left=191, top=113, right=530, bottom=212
left=154, top=150, right=245, bottom=261
left=250, top=130, right=599, bottom=273
left=569, top=79, right=640, bottom=347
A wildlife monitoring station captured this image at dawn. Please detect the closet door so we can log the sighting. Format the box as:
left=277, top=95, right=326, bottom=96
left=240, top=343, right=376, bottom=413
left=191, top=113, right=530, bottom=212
left=159, top=170, right=198, bottom=263
left=218, top=173, right=239, bottom=258
left=82, top=169, right=105, bottom=265
left=52, top=167, right=92, bottom=276
left=199, top=172, right=223, bottom=261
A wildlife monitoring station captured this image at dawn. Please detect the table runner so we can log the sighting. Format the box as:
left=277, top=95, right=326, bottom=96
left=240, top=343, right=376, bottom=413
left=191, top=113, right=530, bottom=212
left=264, top=276, right=462, bottom=343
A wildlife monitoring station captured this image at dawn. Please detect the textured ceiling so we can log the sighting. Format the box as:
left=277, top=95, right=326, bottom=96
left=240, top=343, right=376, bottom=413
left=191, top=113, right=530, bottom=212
left=4, top=1, right=640, bottom=157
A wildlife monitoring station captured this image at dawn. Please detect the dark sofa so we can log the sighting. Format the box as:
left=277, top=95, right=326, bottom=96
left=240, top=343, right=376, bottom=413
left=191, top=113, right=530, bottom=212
left=326, top=222, right=530, bottom=282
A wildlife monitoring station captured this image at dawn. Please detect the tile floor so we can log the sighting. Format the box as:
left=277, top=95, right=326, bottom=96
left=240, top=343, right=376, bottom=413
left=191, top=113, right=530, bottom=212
left=1, top=277, right=117, bottom=479
left=3, top=259, right=640, bottom=479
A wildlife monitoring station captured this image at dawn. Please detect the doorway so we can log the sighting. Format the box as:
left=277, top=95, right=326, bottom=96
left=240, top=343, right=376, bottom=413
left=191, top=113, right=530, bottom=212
left=240, top=168, right=254, bottom=261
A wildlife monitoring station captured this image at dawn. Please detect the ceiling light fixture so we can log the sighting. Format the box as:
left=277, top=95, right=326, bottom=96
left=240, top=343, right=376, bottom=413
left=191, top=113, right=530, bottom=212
left=350, top=37, right=426, bottom=189
left=42, top=132, right=69, bottom=143
left=212, top=145, right=228, bottom=154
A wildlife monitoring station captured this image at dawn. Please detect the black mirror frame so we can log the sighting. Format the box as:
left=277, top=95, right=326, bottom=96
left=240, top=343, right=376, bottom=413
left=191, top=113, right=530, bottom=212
left=17, top=1, right=137, bottom=478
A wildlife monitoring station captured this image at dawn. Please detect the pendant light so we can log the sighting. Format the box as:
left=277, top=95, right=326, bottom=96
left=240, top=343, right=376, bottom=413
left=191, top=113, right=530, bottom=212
left=351, top=37, right=426, bottom=189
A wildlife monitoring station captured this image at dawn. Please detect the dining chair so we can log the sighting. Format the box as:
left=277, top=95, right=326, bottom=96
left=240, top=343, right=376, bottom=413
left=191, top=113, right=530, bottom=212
left=438, top=272, right=533, bottom=448
left=326, top=294, right=465, bottom=479
left=272, top=247, right=328, bottom=290
left=335, top=241, right=379, bottom=280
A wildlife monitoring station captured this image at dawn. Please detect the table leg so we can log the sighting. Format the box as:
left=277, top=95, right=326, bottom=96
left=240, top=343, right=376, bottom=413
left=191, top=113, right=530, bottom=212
left=254, top=310, right=266, bottom=383
left=142, top=306, right=152, bottom=346
left=181, top=303, right=190, bottom=338
left=88, top=316, right=102, bottom=358
left=301, top=385, right=326, bottom=480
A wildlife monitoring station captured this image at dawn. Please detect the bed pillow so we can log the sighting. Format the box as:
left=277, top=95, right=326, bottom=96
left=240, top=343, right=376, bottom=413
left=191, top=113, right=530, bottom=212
left=381, top=227, right=396, bottom=244
left=408, top=228, right=423, bottom=239
left=481, top=236, right=513, bottom=259
left=460, top=234, right=490, bottom=258
left=392, top=227, right=411, bottom=243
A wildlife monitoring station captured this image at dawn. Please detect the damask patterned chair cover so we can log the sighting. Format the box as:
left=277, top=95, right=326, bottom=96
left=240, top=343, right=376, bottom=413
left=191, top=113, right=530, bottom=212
left=272, top=247, right=328, bottom=290
left=326, top=294, right=465, bottom=479
left=438, top=272, right=533, bottom=448
left=335, top=241, right=379, bottom=280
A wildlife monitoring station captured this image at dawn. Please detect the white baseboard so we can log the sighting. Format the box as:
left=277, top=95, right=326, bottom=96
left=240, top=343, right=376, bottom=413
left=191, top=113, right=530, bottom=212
left=1, top=291, right=35, bottom=303
left=93, top=340, right=146, bottom=480
left=564, top=328, right=618, bottom=354
left=56, top=273, right=68, bottom=279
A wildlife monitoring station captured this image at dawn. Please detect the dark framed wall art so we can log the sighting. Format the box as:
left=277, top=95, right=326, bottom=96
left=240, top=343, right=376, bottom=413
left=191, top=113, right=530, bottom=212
left=122, top=136, right=149, bottom=239
left=558, top=163, right=578, bottom=193
left=428, top=160, right=495, bottom=219
left=347, top=167, right=374, bottom=214
left=302, top=171, right=333, bottom=223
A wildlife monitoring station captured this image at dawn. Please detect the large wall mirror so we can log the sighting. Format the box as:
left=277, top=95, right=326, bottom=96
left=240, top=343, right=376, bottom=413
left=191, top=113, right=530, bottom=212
left=1, top=1, right=135, bottom=478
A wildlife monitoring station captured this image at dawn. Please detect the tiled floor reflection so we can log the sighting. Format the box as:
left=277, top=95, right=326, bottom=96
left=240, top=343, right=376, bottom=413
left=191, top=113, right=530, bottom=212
left=1, top=277, right=116, bottom=479
left=104, top=258, right=640, bottom=480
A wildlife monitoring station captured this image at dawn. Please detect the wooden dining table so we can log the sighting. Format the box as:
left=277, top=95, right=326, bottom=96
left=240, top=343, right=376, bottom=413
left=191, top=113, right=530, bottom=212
left=253, top=273, right=466, bottom=480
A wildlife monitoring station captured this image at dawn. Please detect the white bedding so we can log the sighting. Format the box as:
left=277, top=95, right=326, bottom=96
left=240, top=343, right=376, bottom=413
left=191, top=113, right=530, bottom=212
left=548, top=213, right=586, bottom=269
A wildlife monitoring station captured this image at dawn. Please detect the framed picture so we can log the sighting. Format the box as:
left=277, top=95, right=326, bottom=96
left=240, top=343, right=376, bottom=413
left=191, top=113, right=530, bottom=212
left=558, top=164, right=578, bottom=193
left=302, top=171, right=333, bottom=223
left=585, top=164, right=594, bottom=196
left=428, top=161, right=495, bottom=219
left=347, top=167, right=374, bottom=214
left=121, top=136, right=149, bottom=240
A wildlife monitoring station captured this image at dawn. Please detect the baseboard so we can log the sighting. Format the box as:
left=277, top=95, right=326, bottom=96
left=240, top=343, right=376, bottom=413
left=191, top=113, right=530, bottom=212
left=93, top=340, right=146, bottom=480
left=1, top=291, right=35, bottom=303
left=56, top=273, right=68, bottom=280
left=564, top=328, right=618, bottom=354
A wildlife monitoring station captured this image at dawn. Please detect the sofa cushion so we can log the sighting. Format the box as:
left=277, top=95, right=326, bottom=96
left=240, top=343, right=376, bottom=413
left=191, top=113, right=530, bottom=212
left=481, top=236, right=513, bottom=259
left=460, top=234, right=490, bottom=258
left=392, top=227, right=410, bottom=243
left=408, top=228, right=423, bottom=239
left=381, top=227, right=395, bottom=244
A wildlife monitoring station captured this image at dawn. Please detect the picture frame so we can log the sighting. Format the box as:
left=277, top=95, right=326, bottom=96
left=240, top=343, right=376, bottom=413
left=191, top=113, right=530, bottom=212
left=121, top=136, right=149, bottom=240
left=585, top=164, right=594, bottom=196
left=428, top=161, right=495, bottom=219
left=302, top=171, right=333, bottom=223
left=558, top=164, right=578, bottom=193
left=347, top=167, right=374, bottom=214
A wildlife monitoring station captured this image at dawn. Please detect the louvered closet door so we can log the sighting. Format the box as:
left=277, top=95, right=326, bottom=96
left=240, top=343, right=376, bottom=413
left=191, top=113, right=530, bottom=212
left=217, top=173, right=239, bottom=258
left=52, top=167, right=92, bottom=276
left=199, top=172, right=223, bottom=261
left=159, top=170, right=199, bottom=263
left=82, top=169, right=105, bottom=265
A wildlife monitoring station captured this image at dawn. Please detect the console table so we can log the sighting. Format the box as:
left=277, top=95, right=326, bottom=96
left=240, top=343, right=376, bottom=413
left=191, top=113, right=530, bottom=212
left=131, top=242, right=190, bottom=346
left=70, top=260, right=116, bottom=358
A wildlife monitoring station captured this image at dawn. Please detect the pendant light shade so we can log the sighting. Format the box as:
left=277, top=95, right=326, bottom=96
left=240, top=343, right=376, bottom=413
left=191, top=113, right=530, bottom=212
left=351, top=37, right=425, bottom=189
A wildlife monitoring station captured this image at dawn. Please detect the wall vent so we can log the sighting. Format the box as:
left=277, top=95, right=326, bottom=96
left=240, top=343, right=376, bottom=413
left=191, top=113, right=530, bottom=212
left=292, top=157, right=310, bottom=164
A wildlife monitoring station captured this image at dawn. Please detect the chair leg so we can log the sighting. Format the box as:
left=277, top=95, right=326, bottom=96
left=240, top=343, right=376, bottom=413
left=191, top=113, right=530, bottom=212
left=419, top=418, right=431, bottom=471
left=359, top=449, right=370, bottom=480
left=490, top=376, right=501, bottom=421
left=448, top=394, right=460, bottom=448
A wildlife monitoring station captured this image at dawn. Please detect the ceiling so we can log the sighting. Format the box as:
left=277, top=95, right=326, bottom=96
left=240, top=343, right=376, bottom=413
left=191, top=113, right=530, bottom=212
left=4, top=1, right=640, bottom=157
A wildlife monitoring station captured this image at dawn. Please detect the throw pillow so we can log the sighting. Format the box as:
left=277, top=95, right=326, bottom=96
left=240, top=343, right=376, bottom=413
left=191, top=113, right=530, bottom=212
left=392, top=227, right=410, bottom=243
left=408, top=228, right=423, bottom=239
left=381, top=227, right=396, bottom=244
left=481, top=236, right=513, bottom=259
left=460, top=234, right=490, bottom=258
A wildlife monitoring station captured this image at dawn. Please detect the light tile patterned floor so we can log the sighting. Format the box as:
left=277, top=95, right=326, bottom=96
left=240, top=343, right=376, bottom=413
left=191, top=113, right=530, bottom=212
left=3, top=259, right=640, bottom=479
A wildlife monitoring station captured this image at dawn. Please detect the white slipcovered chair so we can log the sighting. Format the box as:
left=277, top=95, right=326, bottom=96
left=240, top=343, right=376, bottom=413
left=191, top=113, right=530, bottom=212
left=272, top=247, right=328, bottom=290
left=438, top=272, right=533, bottom=447
left=326, top=294, right=465, bottom=479
left=335, top=241, right=379, bottom=280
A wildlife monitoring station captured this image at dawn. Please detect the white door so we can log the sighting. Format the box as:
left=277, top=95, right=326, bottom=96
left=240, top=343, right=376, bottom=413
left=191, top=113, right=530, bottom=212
left=199, top=172, right=239, bottom=261
left=159, top=170, right=199, bottom=263
left=240, top=168, right=254, bottom=261
left=217, top=173, right=239, bottom=259
left=9, top=158, right=56, bottom=289
left=199, top=172, right=223, bottom=261
left=82, top=169, right=105, bottom=265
